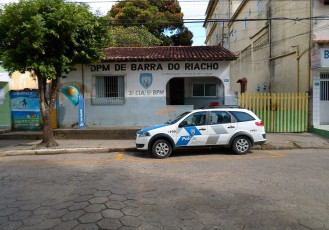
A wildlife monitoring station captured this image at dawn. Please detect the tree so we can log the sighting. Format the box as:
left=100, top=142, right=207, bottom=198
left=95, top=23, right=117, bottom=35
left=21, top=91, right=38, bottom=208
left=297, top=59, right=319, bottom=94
left=168, top=27, right=193, bottom=46
left=109, top=0, right=193, bottom=46
left=113, top=26, right=162, bottom=47
left=0, top=0, right=112, bottom=147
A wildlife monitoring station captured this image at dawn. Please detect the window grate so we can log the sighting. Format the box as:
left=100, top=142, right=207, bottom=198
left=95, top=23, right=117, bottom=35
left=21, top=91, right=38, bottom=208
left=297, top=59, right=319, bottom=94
left=92, top=76, right=125, bottom=105
left=320, top=73, right=329, bottom=80
left=320, top=81, right=329, bottom=101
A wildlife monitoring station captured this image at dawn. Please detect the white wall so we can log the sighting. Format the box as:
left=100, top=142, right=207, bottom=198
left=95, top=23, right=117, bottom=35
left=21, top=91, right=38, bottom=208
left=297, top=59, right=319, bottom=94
left=58, top=61, right=234, bottom=127
left=313, top=0, right=329, bottom=41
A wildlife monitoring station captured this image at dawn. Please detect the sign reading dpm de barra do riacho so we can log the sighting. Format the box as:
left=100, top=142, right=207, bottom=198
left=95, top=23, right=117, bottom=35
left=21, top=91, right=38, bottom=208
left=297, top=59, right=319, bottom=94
left=90, top=62, right=220, bottom=72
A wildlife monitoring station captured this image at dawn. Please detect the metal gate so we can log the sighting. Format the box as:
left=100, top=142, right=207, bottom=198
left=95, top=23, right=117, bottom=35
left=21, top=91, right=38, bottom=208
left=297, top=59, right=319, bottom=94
left=238, top=93, right=308, bottom=132
left=320, top=73, right=329, bottom=125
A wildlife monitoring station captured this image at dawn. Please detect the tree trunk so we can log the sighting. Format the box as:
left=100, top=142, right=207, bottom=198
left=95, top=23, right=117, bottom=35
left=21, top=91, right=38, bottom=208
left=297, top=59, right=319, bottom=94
left=37, top=75, right=58, bottom=148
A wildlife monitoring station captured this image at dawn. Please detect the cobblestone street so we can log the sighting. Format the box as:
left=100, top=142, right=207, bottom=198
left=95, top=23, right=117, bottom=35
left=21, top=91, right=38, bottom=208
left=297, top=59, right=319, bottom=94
left=0, top=149, right=329, bottom=230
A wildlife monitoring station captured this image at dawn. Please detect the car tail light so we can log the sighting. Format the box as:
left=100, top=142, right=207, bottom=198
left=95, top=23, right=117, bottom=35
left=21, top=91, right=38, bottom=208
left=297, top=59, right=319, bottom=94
left=255, top=121, right=264, bottom=126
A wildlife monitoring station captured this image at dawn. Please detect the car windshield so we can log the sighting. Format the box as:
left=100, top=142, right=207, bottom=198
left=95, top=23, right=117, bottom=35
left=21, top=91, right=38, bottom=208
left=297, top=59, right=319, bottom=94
left=165, top=112, right=190, bottom=125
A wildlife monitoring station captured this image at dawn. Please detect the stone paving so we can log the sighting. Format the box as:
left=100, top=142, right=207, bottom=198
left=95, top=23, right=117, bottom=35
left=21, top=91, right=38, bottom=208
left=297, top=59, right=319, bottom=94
left=0, top=149, right=329, bottom=229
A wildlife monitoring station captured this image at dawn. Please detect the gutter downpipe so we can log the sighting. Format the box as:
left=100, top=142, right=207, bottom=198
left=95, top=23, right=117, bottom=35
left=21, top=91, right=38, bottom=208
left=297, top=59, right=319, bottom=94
left=308, top=0, right=313, bottom=130
left=291, top=45, right=300, bottom=93
left=309, top=0, right=313, bottom=91
left=221, top=22, right=225, bottom=46
left=269, top=0, right=273, bottom=93
left=296, top=47, right=300, bottom=93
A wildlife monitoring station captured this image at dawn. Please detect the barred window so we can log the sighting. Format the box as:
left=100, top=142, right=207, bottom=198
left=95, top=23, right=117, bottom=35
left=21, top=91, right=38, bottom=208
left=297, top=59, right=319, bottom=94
left=193, top=83, right=217, bottom=97
left=320, top=73, right=329, bottom=80
left=320, top=73, right=329, bottom=101
left=92, top=76, right=125, bottom=105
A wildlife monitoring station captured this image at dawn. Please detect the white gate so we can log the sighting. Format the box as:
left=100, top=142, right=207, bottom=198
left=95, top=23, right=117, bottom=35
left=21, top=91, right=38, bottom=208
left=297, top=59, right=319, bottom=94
left=320, top=73, right=329, bottom=125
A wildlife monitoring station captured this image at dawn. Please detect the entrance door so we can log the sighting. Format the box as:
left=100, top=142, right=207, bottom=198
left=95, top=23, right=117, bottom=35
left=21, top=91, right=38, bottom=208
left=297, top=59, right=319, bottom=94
left=169, top=78, right=184, bottom=105
left=320, top=73, right=329, bottom=125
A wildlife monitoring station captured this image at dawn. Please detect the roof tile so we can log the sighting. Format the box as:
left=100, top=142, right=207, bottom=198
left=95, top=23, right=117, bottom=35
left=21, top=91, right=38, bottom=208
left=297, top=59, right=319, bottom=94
left=103, top=46, right=237, bottom=62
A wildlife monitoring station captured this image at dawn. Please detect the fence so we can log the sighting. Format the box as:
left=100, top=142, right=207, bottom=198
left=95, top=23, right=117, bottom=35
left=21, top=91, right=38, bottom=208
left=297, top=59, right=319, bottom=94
left=238, top=93, right=308, bottom=132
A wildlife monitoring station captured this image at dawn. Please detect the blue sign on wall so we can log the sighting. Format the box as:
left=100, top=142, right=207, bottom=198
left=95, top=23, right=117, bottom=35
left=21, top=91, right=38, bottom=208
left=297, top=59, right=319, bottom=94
left=78, top=94, right=85, bottom=129
left=140, top=73, right=153, bottom=89
left=325, top=50, right=329, bottom=59
left=10, top=90, right=41, bottom=130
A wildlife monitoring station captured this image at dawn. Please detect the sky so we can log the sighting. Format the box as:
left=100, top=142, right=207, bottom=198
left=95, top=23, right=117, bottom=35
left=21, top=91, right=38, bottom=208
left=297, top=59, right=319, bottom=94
left=0, top=0, right=208, bottom=46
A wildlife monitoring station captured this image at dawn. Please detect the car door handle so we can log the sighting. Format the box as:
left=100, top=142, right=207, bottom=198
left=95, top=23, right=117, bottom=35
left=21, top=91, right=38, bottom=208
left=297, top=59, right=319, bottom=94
left=199, top=128, right=206, bottom=131
left=228, top=126, right=235, bottom=128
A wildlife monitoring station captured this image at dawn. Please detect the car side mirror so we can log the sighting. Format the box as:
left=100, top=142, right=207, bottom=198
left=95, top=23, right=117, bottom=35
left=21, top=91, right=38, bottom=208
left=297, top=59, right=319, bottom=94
left=178, top=120, right=188, bottom=128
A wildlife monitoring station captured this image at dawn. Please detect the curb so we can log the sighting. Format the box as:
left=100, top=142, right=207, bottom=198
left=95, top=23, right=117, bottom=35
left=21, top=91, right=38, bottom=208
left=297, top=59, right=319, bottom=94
left=0, top=129, right=11, bottom=135
left=1, top=147, right=137, bottom=157
left=2, top=145, right=329, bottom=157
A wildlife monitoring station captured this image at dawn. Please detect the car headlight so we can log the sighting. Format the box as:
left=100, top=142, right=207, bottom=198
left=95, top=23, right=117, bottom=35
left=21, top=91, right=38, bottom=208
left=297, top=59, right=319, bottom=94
left=138, top=132, right=150, bottom=137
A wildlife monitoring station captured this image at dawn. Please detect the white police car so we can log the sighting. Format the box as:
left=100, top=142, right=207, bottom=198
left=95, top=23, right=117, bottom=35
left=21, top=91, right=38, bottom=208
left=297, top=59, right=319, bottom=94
left=136, top=107, right=266, bottom=158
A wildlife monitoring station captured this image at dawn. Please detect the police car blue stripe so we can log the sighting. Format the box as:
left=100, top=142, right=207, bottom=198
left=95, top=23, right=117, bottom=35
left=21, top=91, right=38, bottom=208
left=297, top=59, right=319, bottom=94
left=137, top=124, right=170, bottom=134
left=175, top=126, right=202, bottom=146
left=176, top=136, right=191, bottom=146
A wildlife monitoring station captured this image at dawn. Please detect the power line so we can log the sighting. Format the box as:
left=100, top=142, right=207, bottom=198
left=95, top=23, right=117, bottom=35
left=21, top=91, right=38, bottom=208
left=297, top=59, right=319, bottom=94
left=0, top=0, right=210, bottom=3
left=69, top=0, right=210, bottom=2
left=108, top=16, right=329, bottom=26
left=204, top=16, right=329, bottom=23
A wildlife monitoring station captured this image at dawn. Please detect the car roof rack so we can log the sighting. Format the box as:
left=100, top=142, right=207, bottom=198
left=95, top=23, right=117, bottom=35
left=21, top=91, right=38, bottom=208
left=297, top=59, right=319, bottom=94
left=200, top=105, right=245, bottom=109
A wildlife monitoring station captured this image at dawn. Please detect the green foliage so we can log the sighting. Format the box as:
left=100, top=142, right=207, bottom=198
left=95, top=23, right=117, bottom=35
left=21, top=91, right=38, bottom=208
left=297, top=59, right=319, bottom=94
left=113, top=26, right=162, bottom=47
left=0, top=0, right=112, bottom=79
left=109, top=0, right=193, bottom=46
left=170, top=27, right=193, bottom=46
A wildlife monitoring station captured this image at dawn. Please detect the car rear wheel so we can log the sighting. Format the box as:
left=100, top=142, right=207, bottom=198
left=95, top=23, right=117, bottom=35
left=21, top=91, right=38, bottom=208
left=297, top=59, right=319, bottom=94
left=151, top=139, right=172, bottom=159
left=232, top=136, right=251, bottom=155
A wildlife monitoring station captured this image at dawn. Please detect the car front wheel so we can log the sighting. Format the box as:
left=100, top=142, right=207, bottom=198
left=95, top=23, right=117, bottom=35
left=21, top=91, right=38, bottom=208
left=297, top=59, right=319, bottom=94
left=151, top=139, right=172, bottom=159
left=232, top=136, right=251, bottom=155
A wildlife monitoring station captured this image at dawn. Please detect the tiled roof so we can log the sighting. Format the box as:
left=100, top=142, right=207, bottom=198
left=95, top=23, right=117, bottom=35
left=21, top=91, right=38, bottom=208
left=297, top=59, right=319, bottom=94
left=103, top=46, right=237, bottom=62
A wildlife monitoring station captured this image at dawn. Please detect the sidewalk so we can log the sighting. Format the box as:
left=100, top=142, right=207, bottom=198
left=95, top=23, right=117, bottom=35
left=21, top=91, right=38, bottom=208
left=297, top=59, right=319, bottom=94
left=1, top=132, right=329, bottom=157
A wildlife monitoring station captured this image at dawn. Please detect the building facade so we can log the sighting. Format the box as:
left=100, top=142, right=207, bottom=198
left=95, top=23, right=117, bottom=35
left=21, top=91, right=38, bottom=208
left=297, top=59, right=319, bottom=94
left=205, top=0, right=329, bottom=131
left=311, top=0, right=329, bottom=128
left=57, top=46, right=237, bottom=128
left=204, top=0, right=311, bottom=94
